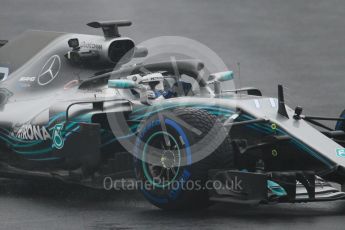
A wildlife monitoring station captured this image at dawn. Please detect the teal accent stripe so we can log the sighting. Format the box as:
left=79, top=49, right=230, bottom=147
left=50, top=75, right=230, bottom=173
left=28, top=157, right=61, bottom=161
left=9, top=123, right=80, bottom=155
left=237, top=114, right=333, bottom=167
left=48, top=112, right=65, bottom=125
left=13, top=147, right=52, bottom=155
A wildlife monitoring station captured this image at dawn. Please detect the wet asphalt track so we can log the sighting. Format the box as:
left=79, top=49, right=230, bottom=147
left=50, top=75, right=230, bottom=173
left=1, top=0, right=345, bottom=229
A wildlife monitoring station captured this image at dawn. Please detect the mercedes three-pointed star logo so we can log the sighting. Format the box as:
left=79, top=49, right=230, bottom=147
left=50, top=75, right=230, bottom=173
left=37, top=55, right=61, bottom=86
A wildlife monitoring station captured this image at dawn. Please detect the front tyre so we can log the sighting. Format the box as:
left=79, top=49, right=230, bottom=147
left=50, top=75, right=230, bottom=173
left=133, top=108, right=234, bottom=210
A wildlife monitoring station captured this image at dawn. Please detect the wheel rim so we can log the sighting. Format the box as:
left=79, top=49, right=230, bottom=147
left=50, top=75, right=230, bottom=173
left=142, top=131, right=182, bottom=188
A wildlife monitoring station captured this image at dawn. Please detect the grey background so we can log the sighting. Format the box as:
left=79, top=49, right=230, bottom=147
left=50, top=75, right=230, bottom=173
left=1, top=0, right=345, bottom=229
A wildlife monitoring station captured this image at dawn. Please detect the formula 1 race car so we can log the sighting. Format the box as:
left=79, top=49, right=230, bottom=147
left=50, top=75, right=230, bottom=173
left=1, top=21, right=345, bottom=210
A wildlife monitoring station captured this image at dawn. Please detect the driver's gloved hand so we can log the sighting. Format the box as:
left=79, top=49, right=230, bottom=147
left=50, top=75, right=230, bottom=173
left=148, top=90, right=166, bottom=99
left=147, top=90, right=157, bottom=99
left=161, top=90, right=176, bottom=99
left=148, top=90, right=176, bottom=99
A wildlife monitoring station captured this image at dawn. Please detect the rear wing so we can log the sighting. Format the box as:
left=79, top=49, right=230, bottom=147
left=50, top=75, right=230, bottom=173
left=0, top=40, right=8, bottom=48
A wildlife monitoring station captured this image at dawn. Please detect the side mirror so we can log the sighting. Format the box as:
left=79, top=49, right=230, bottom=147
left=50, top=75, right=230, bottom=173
left=108, top=79, right=138, bottom=89
left=208, top=71, right=234, bottom=95
left=108, top=79, right=151, bottom=105
left=209, top=71, right=234, bottom=83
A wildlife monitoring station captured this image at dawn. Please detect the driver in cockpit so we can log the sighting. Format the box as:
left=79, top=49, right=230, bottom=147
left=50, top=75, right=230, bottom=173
left=147, top=79, right=193, bottom=99
left=147, top=80, right=174, bottom=99
left=129, top=72, right=192, bottom=99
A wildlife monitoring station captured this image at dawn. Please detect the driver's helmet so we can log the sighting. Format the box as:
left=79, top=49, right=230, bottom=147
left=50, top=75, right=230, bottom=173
left=128, top=72, right=165, bottom=99
left=140, top=72, right=164, bottom=90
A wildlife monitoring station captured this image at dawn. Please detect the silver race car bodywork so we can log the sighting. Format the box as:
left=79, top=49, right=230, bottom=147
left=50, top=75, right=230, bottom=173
left=1, top=21, right=345, bottom=209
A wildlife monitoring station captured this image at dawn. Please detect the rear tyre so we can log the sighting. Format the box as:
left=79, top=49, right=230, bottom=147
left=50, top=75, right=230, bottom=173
left=133, top=108, right=234, bottom=210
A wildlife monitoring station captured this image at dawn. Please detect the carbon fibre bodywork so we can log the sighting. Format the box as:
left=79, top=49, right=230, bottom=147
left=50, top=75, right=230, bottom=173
left=1, top=26, right=345, bottom=204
